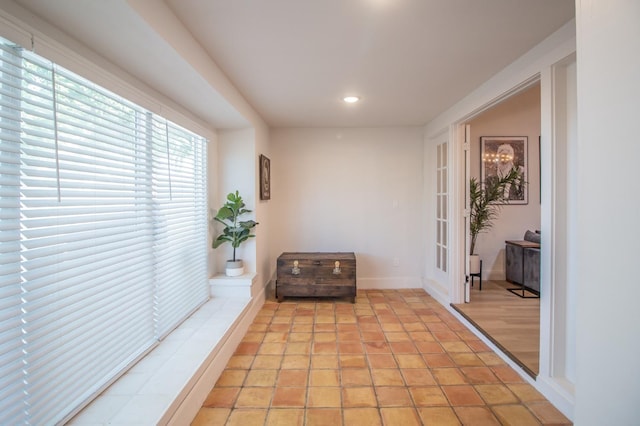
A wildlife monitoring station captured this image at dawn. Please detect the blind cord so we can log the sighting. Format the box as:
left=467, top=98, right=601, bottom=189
left=51, top=64, right=61, bottom=202
left=165, top=121, right=172, bottom=201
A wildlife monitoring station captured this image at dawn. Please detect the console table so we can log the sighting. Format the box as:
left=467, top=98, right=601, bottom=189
left=505, top=240, right=540, bottom=298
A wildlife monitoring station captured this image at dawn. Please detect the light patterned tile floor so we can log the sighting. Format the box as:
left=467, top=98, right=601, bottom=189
left=192, top=289, right=571, bottom=425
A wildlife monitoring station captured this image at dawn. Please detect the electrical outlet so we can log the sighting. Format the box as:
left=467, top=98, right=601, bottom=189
left=393, top=257, right=400, bottom=267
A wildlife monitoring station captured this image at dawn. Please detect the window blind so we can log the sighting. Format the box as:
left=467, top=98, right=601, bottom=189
left=0, top=39, right=209, bottom=424
left=151, top=117, right=209, bottom=337
left=0, top=44, right=24, bottom=424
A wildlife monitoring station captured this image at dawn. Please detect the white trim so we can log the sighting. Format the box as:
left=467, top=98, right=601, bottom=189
left=450, top=124, right=467, bottom=304
left=537, top=53, right=577, bottom=420
left=535, top=375, right=575, bottom=422
left=422, top=128, right=457, bottom=305
left=539, top=65, right=555, bottom=382
left=209, top=273, right=259, bottom=299
left=421, top=278, right=450, bottom=307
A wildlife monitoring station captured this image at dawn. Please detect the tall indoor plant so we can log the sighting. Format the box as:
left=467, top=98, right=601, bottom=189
left=469, top=167, right=523, bottom=273
left=212, top=191, right=258, bottom=276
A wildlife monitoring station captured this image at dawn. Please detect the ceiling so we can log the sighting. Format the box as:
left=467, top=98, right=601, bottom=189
left=14, top=0, right=574, bottom=129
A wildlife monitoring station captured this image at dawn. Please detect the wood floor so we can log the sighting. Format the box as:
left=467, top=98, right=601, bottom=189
left=451, top=280, right=540, bottom=378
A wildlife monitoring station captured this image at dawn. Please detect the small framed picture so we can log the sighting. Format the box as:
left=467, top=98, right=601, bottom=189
left=259, top=154, right=271, bottom=200
left=480, top=136, right=528, bottom=204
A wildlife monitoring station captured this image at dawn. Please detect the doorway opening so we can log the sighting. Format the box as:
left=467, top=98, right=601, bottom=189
left=452, top=82, right=542, bottom=378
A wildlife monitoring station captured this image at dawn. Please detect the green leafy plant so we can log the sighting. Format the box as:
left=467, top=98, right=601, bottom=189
left=469, top=166, right=523, bottom=255
left=212, top=191, right=258, bottom=261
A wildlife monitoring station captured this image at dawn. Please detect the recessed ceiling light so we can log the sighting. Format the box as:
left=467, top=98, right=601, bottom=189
left=343, top=96, right=360, bottom=103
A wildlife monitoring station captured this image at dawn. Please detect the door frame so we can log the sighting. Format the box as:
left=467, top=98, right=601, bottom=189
left=448, top=54, right=577, bottom=418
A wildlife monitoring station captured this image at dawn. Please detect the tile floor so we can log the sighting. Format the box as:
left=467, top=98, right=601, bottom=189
left=192, top=289, right=571, bottom=425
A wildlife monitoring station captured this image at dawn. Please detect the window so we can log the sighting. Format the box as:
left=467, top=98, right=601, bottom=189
left=436, top=142, right=448, bottom=272
left=0, top=38, right=208, bottom=424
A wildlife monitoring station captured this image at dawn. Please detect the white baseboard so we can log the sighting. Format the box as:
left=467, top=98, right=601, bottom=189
left=534, top=375, right=575, bottom=421
left=486, top=267, right=505, bottom=281
left=421, top=278, right=450, bottom=306
left=357, top=276, right=422, bottom=289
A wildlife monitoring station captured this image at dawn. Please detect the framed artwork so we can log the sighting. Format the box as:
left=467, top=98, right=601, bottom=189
left=480, top=136, right=528, bottom=204
left=259, top=154, right=271, bottom=200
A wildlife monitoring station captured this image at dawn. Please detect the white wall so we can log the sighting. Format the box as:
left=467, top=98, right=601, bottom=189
left=469, top=85, right=541, bottom=280
left=270, top=127, right=424, bottom=288
left=254, top=126, right=273, bottom=290
left=575, top=1, right=640, bottom=424
left=206, top=135, right=219, bottom=278
left=210, top=129, right=258, bottom=275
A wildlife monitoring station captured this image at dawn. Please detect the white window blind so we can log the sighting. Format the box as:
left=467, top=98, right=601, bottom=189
left=0, top=43, right=24, bottom=423
left=152, top=117, right=208, bottom=337
left=0, top=39, right=208, bottom=425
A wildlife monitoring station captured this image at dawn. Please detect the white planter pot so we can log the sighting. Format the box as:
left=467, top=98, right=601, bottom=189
left=469, top=255, right=481, bottom=275
left=225, top=260, right=244, bottom=277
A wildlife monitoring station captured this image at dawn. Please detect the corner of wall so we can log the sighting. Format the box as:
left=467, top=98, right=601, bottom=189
left=421, top=277, right=450, bottom=307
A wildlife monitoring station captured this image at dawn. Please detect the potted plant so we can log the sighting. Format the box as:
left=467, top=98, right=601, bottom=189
left=469, top=166, right=523, bottom=274
left=212, top=191, right=258, bottom=276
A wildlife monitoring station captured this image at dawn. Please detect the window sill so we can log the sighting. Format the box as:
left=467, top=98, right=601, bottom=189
left=70, top=275, right=263, bottom=425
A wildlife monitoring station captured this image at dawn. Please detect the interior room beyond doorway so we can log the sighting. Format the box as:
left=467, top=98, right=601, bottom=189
left=468, top=83, right=541, bottom=286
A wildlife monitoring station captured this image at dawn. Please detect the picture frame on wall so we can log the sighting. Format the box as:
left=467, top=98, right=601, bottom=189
left=259, top=154, right=271, bottom=200
left=480, top=136, right=528, bottom=204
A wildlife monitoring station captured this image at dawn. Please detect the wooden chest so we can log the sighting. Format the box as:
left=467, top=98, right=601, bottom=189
left=276, top=252, right=356, bottom=303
